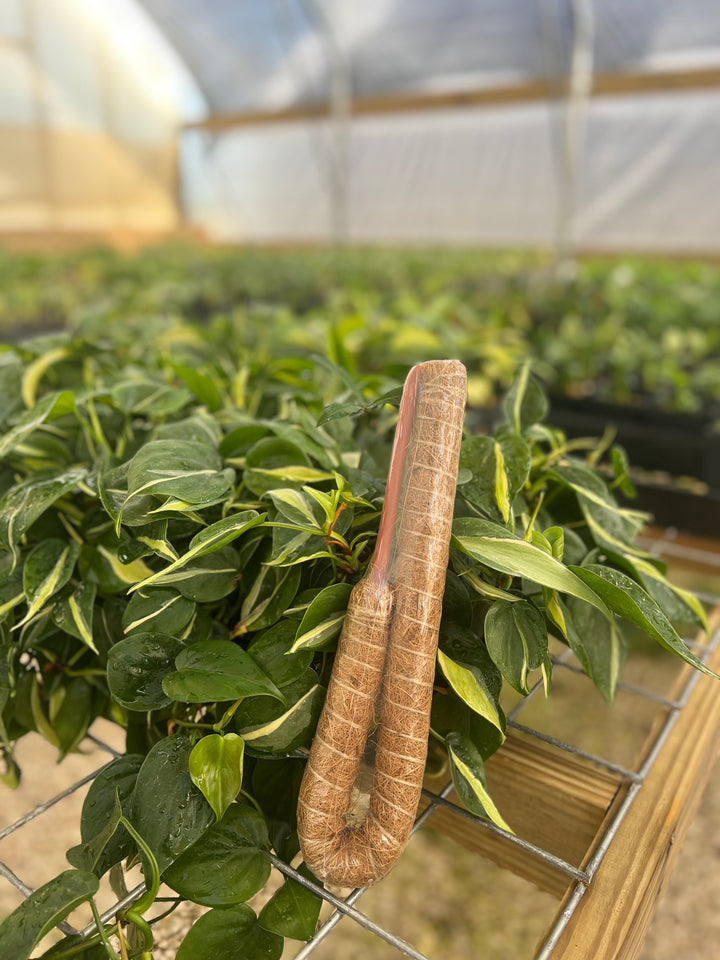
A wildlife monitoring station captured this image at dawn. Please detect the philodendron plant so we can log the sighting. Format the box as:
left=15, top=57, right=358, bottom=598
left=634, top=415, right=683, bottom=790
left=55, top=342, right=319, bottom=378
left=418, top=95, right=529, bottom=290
left=0, top=329, right=714, bottom=959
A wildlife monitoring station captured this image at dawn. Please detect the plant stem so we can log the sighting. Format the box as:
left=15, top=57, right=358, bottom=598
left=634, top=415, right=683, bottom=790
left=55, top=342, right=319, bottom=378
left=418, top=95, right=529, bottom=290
left=172, top=717, right=216, bottom=730
left=524, top=491, right=545, bottom=541
left=147, top=898, right=182, bottom=925
left=213, top=698, right=244, bottom=731
left=90, top=898, right=121, bottom=960
left=117, top=816, right=159, bottom=955
left=239, top=788, right=265, bottom=819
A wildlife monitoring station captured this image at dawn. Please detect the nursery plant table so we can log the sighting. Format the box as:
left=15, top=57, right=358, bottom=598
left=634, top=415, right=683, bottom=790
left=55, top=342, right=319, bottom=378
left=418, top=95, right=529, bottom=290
left=1, top=529, right=718, bottom=960
left=422, top=526, right=720, bottom=960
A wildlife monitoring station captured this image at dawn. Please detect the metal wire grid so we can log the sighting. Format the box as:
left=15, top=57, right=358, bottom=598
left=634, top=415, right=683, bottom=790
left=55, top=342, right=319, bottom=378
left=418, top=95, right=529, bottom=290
left=1, top=528, right=719, bottom=960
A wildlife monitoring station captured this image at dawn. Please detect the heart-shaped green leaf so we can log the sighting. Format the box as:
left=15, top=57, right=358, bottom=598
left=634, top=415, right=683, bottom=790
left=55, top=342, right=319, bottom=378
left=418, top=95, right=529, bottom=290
left=108, top=633, right=184, bottom=710
left=238, top=562, right=301, bottom=633
left=502, top=362, right=547, bottom=434
left=176, top=904, right=282, bottom=960
left=236, top=670, right=325, bottom=754
left=0, top=390, right=75, bottom=459
left=258, top=862, right=322, bottom=941
left=484, top=599, right=551, bottom=696
left=133, top=546, right=241, bottom=602
left=128, top=511, right=264, bottom=594
left=163, top=639, right=284, bottom=704
left=0, top=468, right=86, bottom=556
left=447, top=731, right=513, bottom=833
left=247, top=620, right=313, bottom=688
left=67, top=754, right=143, bottom=877
left=130, top=735, right=215, bottom=873
left=290, top=582, right=352, bottom=652
left=569, top=564, right=720, bottom=679
left=52, top=581, right=98, bottom=652
left=18, top=538, right=80, bottom=626
left=437, top=649, right=505, bottom=735
left=121, top=587, right=195, bottom=636
left=164, top=803, right=270, bottom=907
left=452, top=517, right=611, bottom=622
left=561, top=597, right=625, bottom=702
left=189, top=733, right=245, bottom=821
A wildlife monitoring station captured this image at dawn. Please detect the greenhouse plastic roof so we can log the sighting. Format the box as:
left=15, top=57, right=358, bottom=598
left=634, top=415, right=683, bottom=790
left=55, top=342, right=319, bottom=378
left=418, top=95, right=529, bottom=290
left=140, top=0, right=720, bottom=116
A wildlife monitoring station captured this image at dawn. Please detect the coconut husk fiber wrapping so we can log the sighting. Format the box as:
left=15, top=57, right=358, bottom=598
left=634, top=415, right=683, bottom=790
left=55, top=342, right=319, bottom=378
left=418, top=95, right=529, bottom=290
left=297, top=360, right=467, bottom=888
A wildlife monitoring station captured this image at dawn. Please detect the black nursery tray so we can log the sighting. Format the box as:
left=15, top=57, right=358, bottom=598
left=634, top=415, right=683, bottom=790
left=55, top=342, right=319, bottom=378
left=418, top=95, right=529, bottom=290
left=547, top=394, right=720, bottom=489
left=467, top=395, right=720, bottom=538
left=627, top=481, right=720, bottom=540
left=545, top=395, right=720, bottom=538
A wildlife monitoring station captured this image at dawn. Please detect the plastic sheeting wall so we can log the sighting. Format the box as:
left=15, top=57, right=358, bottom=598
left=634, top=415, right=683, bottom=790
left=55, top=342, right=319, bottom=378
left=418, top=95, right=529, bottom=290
left=144, top=0, right=720, bottom=252
left=181, top=89, right=720, bottom=252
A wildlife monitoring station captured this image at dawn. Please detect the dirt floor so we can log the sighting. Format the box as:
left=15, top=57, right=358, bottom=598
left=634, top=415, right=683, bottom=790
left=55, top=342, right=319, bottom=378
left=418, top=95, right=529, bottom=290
left=1, top=718, right=718, bottom=960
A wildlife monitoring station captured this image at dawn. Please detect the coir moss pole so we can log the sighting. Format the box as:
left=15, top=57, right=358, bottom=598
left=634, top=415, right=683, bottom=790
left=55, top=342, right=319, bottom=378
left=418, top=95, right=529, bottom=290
left=297, top=360, right=467, bottom=887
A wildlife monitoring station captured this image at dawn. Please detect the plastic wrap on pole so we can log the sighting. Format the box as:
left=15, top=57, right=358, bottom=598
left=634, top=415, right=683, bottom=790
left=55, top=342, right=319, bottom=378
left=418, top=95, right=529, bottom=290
left=297, top=360, right=467, bottom=888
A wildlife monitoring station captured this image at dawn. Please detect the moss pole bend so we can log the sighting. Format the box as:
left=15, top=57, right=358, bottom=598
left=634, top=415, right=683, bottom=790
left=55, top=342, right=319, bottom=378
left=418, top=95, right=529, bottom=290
left=297, top=360, right=467, bottom=887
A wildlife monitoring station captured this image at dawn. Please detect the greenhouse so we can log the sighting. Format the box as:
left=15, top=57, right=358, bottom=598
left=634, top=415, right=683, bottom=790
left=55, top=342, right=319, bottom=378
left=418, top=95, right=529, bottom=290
left=1, top=2, right=719, bottom=959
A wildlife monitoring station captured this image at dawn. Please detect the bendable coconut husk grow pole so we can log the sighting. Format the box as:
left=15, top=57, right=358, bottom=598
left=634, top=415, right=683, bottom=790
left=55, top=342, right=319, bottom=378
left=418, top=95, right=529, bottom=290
left=297, top=359, right=467, bottom=887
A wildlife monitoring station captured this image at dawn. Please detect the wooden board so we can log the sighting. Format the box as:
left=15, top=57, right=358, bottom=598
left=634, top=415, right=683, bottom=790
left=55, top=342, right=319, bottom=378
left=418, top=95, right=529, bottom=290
left=184, top=67, right=720, bottom=132
left=423, top=733, right=622, bottom=898
left=544, top=606, right=720, bottom=959
left=423, top=532, right=720, bottom=957
left=0, top=227, right=204, bottom=253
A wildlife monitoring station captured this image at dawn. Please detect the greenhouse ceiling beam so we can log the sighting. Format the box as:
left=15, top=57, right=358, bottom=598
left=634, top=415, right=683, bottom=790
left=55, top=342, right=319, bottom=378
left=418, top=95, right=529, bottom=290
left=183, top=66, right=720, bottom=132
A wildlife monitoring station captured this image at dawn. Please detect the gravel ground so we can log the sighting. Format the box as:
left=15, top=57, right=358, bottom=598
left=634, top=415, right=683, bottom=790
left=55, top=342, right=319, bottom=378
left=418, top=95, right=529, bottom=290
left=1, top=719, right=718, bottom=959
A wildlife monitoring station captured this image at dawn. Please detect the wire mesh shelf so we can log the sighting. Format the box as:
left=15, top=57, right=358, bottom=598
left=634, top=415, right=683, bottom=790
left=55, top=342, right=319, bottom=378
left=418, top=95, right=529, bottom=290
left=1, top=526, right=719, bottom=960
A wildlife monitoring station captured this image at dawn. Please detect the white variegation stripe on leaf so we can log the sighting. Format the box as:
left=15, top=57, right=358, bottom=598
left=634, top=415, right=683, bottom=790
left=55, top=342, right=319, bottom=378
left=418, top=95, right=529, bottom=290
left=96, top=547, right=154, bottom=585
left=459, top=569, right=521, bottom=602
left=0, top=592, right=25, bottom=618
left=452, top=518, right=612, bottom=623
left=68, top=587, right=97, bottom=654
left=124, top=469, right=221, bottom=502
left=136, top=536, right=178, bottom=562
left=437, top=649, right=505, bottom=734
left=447, top=737, right=514, bottom=833
left=241, top=686, right=320, bottom=741
left=289, top=614, right=346, bottom=653
left=582, top=510, right=651, bottom=559
left=123, top=593, right=185, bottom=634
left=15, top=549, right=70, bottom=627
left=631, top=557, right=709, bottom=632
left=128, top=512, right=263, bottom=594
left=493, top=442, right=511, bottom=524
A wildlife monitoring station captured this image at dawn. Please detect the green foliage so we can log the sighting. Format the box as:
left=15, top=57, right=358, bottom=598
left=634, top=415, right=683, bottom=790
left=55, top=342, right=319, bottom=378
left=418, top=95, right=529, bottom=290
left=0, top=870, right=99, bottom=960
left=259, top=863, right=322, bottom=941
left=68, top=755, right=142, bottom=877
left=1, top=246, right=719, bottom=412
left=130, top=736, right=216, bottom=874
left=484, top=600, right=551, bottom=696
left=446, top=732, right=513, bottom=833
left=189, top=733, right=245, bottom=821
left=0, top=300, right=714, bottom=956
left=163, top=803, right=271, bottom=907
left=175, top=903, right=283, bottom=960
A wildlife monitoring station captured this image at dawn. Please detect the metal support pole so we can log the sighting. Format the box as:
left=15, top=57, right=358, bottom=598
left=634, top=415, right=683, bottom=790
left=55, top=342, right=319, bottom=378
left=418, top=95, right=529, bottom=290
left=557, top=0, right=594, bottom=270
left=538, top=0, right=594, bottom=273
left=302, top=0, right=351, bottom=245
